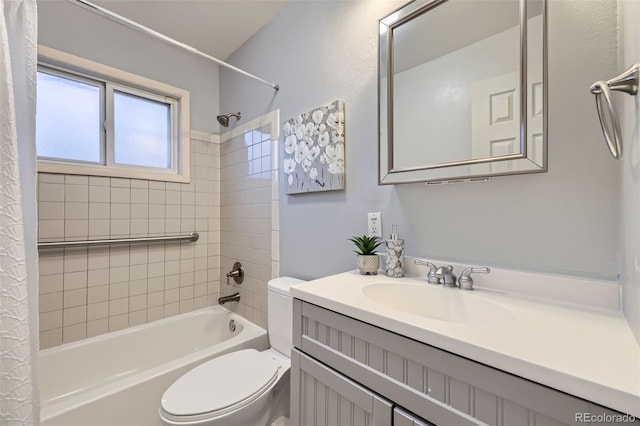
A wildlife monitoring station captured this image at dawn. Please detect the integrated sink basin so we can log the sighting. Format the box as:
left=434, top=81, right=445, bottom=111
left=362, top=282, right=515, bottom=325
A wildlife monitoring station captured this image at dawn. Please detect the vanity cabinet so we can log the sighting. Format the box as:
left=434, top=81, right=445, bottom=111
left=291, top=299, right=637, bottom=426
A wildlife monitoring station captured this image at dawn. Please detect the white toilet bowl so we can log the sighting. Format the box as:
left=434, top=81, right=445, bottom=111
left=159, top=277, right=303, bottom=426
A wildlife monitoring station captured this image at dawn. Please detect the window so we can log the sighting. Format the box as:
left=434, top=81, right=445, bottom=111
left=36, top=71, right=103, bottom=163
left=113, top=90, right=173, bottom=169
left=36, top=46, right=190, bottom=182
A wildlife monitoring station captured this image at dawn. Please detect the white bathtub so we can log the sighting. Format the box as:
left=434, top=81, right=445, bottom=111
left=39, top=306, right=269, bottom=426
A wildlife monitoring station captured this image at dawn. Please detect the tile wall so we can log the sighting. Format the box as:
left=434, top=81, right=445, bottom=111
left=37, top=137, right=221, bottom=348
left=219, top=114, right=279, bottom=330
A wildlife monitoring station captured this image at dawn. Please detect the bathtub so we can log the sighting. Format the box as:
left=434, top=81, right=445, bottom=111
left=39, top=306, right=269, bottom=426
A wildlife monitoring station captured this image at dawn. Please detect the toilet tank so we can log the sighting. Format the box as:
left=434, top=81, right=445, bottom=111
left=267, top=277, right=305, bottom=355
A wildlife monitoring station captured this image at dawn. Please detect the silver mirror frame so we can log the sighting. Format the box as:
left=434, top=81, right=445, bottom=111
left=378, top=0, right=547, bottom=185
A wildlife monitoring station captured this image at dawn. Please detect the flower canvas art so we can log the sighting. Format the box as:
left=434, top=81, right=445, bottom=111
left=283, top=100, right=345, bottom=194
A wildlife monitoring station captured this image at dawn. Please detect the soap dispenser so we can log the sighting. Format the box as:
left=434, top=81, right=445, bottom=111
left=385, top=224, right=405, bottom=278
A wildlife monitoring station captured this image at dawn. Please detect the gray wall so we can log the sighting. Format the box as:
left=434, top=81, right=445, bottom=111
left=220, top=0, right=620, bottom=282
left=37, top=0, right=220, bottom=134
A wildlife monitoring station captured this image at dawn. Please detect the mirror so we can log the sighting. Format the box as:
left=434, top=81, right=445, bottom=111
left=379, top=0, right=546, bottom=184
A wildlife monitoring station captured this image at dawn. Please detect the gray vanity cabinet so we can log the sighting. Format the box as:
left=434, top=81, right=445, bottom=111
left=291, top=299, right=638, bottom=426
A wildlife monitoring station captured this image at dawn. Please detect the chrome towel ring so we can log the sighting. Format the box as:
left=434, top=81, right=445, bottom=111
left=590, top=64, right=639, bottom=159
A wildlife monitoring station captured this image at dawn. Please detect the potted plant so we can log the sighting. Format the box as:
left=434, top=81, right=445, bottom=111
left=349, top=235, right=383, bottom=275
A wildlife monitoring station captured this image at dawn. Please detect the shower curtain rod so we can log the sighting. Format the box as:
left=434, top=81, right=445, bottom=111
left=67, top=0, right=280, bottom=91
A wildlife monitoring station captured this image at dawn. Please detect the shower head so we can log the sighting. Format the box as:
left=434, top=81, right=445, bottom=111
left=217, top=112, right=242, bottom=127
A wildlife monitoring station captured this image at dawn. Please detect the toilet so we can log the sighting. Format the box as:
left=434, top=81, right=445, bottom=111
left=159, top=277, right=304, bottom=426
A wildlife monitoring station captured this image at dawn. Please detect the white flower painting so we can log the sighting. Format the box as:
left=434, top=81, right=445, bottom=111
left=283, top=100, right=345, bottom=194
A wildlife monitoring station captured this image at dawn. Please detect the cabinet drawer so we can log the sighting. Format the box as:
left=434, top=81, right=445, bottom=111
left=293, top=299, right=636, bottom=426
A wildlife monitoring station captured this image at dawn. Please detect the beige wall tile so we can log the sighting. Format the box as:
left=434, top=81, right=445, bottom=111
left=40, top=310, right=62, bottom=331
left=109, top=314, right=128, bottom=332
left=39, top=220, right=65, bottom=240
left=110, top=177, right=130, bottom=188
left=109, top=282, right=129, bottom=300
left=109, top=298, right=128, bottom=316
left=65, top=220, right=88, bottom=238
left=87, top=301, right=108, bottom=321
left=89, top=203, right=110, bottom=219
left=38, top=291, right=63, bottom=313
left=129, top=310, right=147, bottom=326
left=39, top=183, right=64, bottom=202
left=88, top=269, right=109, bottom=287
left=130, top=294, right=147, bottom=312
left=148, top=277, right=164, bottom=293
left=39, top=173, right=64, bottom=184
left=64, top=271, right=87, bottom=291
left=147, top=306, right=163, bottom=322
left=40, top=328, right=62, bottom=349
left=64, top=305, right=87, bottom=326
left=89, top=220, right=110, bottom=238
left=164, top=302, right=179, bottom=317
left=39, top=202, right=64, bottom=220
left=63, top=289, right=86, bottom=308
left=87, top=319, right=108, bottom=337
left=88, top=285, right=108, bottom=304
left=65, top=202, right=88, bottom=220
left=63, top=323, right=87, bottom=343
left=89, top=176, right=110, bottom=187
left=40, top=274, right=63, bottom=295
left=65, top=185, right=88, bottom=203
left=65, top=175, right=88, bottom=185
left=89, top=185, right=110, bottom=203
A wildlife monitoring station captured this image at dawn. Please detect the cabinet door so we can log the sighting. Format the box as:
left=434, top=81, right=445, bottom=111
left=394, top=408, right=435, bottom=426
left=291, top=348, right=393, bottom=426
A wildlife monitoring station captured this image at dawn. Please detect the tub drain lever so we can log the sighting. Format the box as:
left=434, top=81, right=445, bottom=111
left=226, top=262, right=244, bottom=285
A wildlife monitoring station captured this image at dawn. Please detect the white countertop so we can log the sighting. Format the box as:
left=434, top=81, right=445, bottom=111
left=290, top=271, right=640, bottom=417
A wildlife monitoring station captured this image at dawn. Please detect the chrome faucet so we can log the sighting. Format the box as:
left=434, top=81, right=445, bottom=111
left=434, top=265, right=457, bottom=288
left=458, top=267, right=490, bottom=291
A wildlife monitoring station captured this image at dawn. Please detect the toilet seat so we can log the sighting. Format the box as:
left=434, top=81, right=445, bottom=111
left=160, top=349, right=280, bottom=423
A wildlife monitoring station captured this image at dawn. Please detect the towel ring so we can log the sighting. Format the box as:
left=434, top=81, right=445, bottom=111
left=590, top=64, right=639, bottom=159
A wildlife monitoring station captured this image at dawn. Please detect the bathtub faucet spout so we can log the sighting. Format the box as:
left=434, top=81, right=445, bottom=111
left=218, top=293, right=240, bottom=305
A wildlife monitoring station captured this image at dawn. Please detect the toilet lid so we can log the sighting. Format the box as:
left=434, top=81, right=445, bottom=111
left=161, top=349, right=280, bottom=417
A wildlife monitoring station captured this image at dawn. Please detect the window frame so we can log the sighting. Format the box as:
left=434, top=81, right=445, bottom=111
left=37, top=45, right=190, bottom=183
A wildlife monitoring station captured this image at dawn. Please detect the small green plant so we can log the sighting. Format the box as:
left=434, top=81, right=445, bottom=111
left=348, top=235, right=383, bottom=256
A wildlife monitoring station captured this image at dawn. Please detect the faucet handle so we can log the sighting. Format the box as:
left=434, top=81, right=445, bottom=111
left=458, top=267, right=490, bottom=291
left=414, top=259, right=441, bottom=284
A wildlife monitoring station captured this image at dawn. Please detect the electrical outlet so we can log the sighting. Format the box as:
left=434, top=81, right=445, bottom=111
left=367, top=212, right=382, bottom=238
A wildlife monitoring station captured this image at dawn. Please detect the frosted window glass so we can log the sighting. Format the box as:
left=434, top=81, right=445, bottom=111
left=36, top=72, right=101, bottom=163
left=114, top=91, right=171, bottom=169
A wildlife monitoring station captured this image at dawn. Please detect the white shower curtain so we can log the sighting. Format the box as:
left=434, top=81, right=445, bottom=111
left=0, top=0, right=40, bottom=424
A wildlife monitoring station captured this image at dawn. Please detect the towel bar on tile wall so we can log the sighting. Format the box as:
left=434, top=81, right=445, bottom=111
left=590, top=63, right=639, bottom=159
left=37, top=232, right=199, bottom=249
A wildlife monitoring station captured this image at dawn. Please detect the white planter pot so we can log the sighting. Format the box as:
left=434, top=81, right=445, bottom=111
left=358, top=255, right=379, bottom=275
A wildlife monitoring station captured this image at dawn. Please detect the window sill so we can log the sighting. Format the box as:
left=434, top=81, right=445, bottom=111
left=37, top=160, right=190, bottom=183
